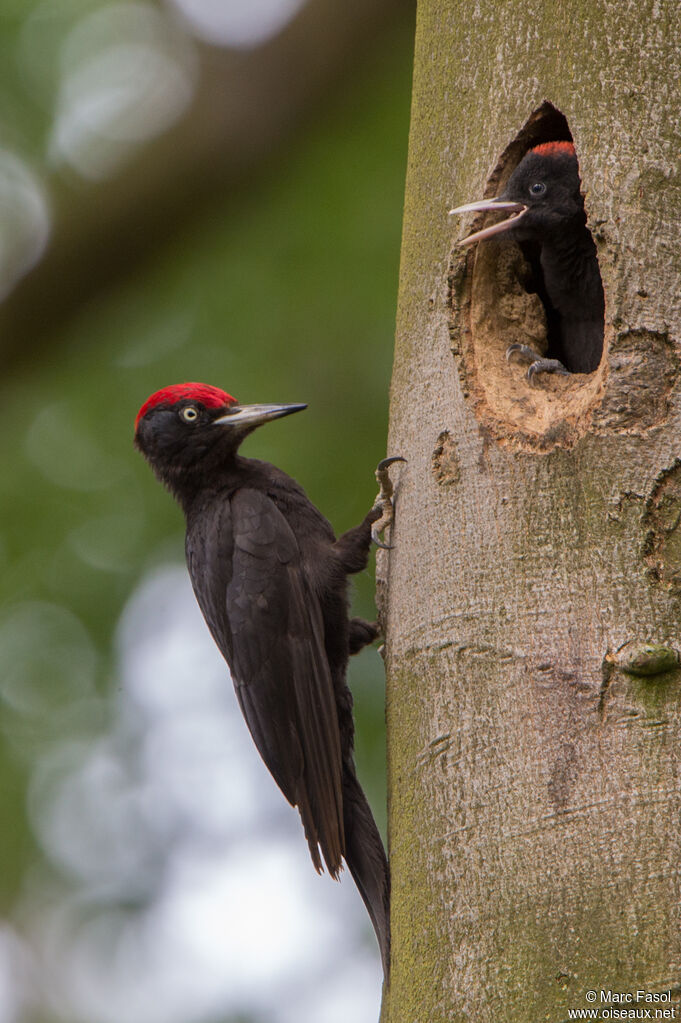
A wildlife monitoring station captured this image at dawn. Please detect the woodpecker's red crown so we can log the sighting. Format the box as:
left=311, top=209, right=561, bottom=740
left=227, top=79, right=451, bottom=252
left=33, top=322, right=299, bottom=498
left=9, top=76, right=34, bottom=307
left=530, top=141, right=575, bottom=159
left=135, top=383, right=236, bottom=430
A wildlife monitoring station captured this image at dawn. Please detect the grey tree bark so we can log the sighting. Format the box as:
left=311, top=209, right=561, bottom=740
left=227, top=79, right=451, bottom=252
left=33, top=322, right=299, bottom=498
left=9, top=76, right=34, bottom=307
left=378, top=1, right=681, bottom=1020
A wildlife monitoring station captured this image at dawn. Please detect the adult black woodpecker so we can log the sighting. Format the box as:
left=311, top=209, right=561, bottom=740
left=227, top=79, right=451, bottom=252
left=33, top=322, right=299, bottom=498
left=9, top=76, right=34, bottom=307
left=450, top=141, right=605, bottom=381
left=134, top=382, right=400, bottom=977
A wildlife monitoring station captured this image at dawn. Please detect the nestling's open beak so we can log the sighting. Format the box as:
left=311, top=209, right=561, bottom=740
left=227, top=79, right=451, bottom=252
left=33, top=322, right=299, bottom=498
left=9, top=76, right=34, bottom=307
left=213, top=403, right=307, bottom=427
left=448, top=197, right=528, bottom=246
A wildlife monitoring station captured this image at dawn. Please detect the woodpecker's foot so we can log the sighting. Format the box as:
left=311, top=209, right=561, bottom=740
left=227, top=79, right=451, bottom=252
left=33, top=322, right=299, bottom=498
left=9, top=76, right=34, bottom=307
left=349, top=618, right=379, bottom=655
left=371, top=456, right=406, bottom=549
left=506, top=344, right=570, bottom=385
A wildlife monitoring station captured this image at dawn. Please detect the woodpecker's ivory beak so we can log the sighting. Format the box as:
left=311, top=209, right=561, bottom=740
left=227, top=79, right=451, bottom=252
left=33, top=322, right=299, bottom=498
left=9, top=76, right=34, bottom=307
left=448, top=198, right=528, bottom=246
left=213, top=403, right=307, bottom=427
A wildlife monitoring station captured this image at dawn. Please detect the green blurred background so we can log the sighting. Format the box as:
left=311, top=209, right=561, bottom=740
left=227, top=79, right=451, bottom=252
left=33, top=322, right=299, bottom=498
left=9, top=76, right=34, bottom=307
left=0, top=1, right=413, bottom=1021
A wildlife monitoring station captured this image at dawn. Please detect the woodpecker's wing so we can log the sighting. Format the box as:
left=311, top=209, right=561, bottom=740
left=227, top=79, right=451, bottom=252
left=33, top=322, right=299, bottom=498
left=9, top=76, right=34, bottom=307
left=188, top=487, right=345, bottom=876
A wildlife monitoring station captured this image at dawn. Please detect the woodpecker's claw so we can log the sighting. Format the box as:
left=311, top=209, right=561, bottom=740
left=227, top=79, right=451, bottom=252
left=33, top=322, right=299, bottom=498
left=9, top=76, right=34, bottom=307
left=526, top=358, right=570, bottom=383
left=506, top=343, right=540, bottom=365
left=376, top=456, right=406, bottom=473
left=506, top=344, right=570, bottom=385
left=371, top=457, right=406, bottom=549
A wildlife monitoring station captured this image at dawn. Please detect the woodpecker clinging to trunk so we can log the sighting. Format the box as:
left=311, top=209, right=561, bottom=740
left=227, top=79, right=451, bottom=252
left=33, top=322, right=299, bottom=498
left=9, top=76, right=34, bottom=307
left=450, top=141, right=605, bottom=381
left=135, top=382, right=400, bottom=977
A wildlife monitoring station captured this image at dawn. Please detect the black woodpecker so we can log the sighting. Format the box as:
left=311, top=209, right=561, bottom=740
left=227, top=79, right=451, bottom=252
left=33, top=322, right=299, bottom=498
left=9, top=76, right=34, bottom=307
left=135, top=382, right=400, bottom=977
left=450, top=141, right=605, bottom=381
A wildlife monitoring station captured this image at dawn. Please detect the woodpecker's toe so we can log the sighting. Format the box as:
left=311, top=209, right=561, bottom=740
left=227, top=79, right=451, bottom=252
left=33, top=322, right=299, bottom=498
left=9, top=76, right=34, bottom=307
left=371, top=457, right=406, bottom=549
left=526, top=357, right=570, bottom=384
left=506, top=344, right=570, bottom=384
left=506, top=343, right=542, bottom=365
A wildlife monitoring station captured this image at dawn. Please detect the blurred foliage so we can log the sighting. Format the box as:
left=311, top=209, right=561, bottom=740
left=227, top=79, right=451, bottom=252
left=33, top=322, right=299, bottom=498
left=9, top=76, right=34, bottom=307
left=0, top=2, right=412, bottom=1003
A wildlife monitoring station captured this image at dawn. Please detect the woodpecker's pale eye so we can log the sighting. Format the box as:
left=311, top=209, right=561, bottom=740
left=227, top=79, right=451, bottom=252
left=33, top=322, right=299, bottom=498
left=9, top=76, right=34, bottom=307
left=180, top=406, right=199, bottom=423
left=529, top=181, right=546, bottom=196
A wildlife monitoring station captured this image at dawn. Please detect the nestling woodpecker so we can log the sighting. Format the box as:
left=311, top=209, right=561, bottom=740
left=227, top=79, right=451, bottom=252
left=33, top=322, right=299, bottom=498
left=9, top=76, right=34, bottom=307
left=134, top=382, right=400, bottom=977
left=450, top=141, right=605, bottom=381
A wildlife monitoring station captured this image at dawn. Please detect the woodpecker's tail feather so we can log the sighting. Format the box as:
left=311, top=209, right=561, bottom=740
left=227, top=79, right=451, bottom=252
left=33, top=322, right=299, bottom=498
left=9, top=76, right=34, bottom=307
left=342, top=764, right=390, bottom=978
left=296, top=785, right=344, bottom=879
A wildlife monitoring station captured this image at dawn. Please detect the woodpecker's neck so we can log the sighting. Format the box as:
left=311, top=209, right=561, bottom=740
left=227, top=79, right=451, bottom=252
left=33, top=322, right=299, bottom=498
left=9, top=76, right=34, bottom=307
left=155, top=449, right=244, bottom=515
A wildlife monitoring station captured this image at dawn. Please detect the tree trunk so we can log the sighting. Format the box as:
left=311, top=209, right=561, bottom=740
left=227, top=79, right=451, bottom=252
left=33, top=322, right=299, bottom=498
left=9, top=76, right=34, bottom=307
left=379, top=1, right=681, bottom=1019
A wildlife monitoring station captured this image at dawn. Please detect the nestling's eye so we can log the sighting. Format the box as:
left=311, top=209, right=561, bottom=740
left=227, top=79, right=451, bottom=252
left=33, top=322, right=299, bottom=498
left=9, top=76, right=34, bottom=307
left=529, top=181, right=546, bottom=196
left=180, top=406, right=199, bottom=423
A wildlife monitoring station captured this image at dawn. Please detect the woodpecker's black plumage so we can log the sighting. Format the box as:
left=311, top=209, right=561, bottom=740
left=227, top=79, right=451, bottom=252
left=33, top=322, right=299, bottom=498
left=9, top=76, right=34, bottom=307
left=450, top=141, right=605, bottom=378
left=134, top=383, right=391, bottom=976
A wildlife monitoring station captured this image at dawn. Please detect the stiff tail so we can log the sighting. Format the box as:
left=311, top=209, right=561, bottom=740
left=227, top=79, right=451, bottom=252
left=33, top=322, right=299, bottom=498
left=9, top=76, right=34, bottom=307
left=342, top=765, right=391, bottom=978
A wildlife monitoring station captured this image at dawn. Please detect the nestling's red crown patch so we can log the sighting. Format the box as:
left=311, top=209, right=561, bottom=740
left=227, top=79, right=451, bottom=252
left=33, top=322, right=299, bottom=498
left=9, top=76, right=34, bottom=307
left=530, top=141, right=576, bottom=158
left=135, top=383, right=236, bottom=430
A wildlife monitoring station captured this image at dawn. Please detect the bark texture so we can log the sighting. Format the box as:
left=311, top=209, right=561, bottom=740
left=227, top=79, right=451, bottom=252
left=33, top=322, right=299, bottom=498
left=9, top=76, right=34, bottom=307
left=379, top=1, right=681, bottom=1019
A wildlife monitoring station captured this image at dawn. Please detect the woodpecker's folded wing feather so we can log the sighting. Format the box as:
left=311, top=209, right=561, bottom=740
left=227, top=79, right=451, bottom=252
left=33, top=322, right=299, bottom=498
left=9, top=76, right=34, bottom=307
left=224, top=488, right=345, bottom=876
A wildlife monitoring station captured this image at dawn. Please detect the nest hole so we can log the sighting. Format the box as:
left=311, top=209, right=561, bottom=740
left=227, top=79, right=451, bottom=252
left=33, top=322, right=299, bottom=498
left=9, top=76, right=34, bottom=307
left=450, top=101, right=608, bottom=452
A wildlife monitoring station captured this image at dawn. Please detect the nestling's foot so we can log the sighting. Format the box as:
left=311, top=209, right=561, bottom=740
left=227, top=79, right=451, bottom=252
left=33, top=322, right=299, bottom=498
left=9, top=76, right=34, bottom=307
left=371, top=456, right=406, bottom=549
left=506, top=344, right=569, bottom=385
